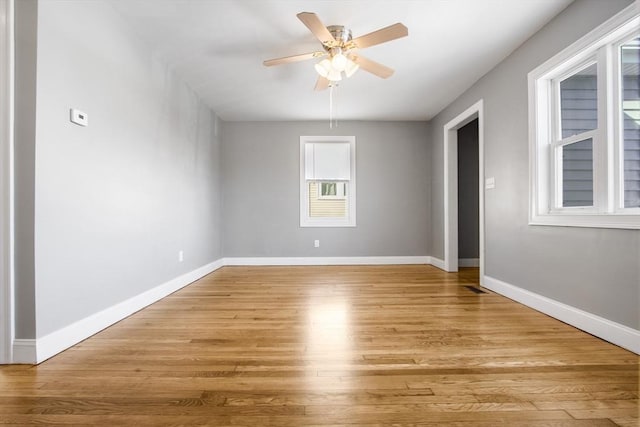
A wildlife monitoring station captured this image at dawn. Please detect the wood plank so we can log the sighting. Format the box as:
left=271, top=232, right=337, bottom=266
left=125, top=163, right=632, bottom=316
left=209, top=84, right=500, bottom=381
left=0, top=265, right=637, bottom=425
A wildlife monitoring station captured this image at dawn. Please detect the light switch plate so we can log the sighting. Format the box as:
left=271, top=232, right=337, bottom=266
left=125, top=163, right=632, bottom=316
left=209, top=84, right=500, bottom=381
left=485, top=177, right=495, bottom=189
left=70, top=109, right=88, bottom=127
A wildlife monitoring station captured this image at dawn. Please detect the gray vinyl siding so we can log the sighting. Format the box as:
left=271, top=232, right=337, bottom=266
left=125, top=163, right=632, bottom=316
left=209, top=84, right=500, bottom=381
left=561, top=74, right=596, bottom=207
left=562, top=139, right=593, bottom=207
left=623, top=71, right=640, bottom=208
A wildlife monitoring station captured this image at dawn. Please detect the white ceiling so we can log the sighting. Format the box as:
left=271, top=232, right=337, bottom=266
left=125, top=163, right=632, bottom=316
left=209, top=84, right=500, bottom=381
left=110, top=0, right=573, bottom=122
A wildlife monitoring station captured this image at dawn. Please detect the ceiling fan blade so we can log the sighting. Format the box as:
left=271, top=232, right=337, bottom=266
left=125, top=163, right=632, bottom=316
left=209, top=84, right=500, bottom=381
left=314, top=76, right=330, bottom=91
left=351, top=23, right=408, bottom=49
left=297, top=12, right=336, bottom=46
left=348, top=54, right=394, bottom=79
left=263, top=51, right=325, bottom=67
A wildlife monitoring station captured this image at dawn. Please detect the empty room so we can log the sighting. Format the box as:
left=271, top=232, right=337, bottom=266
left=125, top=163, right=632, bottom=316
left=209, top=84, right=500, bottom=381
left=0, top=0, right=638, bottom=425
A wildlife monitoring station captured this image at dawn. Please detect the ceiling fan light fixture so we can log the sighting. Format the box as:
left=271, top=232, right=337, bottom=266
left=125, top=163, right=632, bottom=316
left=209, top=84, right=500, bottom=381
left=327, top=69, right=342, bottom=82
left=344, top=59, right=359, bottom=78
left=314, top=59, right=332, bottom=78
left=315, top=58, right=342, bottom=82
left=331, top=52, right=348, bottom=71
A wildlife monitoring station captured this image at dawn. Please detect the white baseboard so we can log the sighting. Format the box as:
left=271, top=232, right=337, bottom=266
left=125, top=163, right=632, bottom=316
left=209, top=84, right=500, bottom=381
left=12, top=339, right=36, bottom=364
left=223, top=256, right=431, bottom=266
left=483, top=275, right=640, bottom=355
left=429, top=256, right=446, bottom=270
left=18, top=259, right=225, bottom=364
left=459, top=258, right=480, bottom=267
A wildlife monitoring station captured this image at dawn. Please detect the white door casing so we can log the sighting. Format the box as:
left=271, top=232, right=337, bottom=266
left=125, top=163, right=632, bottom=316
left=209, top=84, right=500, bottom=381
left=0, top=0, right=14, bottom=364
left=443, top=100, right=485, bottom=285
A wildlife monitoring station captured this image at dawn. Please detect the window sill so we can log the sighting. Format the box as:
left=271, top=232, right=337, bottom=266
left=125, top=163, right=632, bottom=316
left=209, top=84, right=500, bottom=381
left=300, top=218, right=356, bottom=228
left=529, top=213, right=640, bottom=230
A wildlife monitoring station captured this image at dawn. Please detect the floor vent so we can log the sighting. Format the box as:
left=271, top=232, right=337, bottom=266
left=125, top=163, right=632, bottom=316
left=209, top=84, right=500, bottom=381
left=464, top=285, right=487, bottom=294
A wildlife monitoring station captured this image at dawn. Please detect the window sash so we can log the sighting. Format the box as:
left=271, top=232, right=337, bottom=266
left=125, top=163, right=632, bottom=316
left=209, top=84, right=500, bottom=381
left=552, top=59, right=598, bottom=141
left=550, top=57, right=601, bottom=213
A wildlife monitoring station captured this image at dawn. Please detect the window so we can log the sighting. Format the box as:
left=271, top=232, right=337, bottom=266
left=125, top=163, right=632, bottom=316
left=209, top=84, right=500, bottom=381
left=300, top=136, right=356, bottom=227
left=528, top=5, right=640, bottom=229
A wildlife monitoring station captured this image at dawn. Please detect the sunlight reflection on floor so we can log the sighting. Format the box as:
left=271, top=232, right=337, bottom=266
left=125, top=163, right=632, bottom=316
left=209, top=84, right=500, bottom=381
left=306, top=297, right=353, bottom=391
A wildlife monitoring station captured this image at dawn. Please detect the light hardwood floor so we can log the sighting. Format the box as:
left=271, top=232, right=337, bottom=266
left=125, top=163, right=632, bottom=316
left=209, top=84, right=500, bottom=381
left=0, top=265, right=638, bottom=426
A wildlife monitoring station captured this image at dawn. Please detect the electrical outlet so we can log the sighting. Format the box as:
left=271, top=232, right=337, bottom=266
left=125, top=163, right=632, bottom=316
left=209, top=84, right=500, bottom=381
left=314, top=240, right=320, bottom=248
left=70, top=108, right=88, bottom=126
left=178, top=250, right=184, bottom=262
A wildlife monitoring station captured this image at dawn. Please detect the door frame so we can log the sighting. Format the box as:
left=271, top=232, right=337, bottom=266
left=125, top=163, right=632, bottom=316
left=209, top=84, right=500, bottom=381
left=0, top=0, right=14, bottom=364
left=443, top=100, right=485, bottom=284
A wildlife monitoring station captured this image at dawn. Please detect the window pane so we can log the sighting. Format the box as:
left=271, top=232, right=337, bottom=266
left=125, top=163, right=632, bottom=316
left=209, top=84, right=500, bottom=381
left=321, top=182, right=337, bottom=196
left=562, top=138, right=593, bottom=207
left=622, top=36, right=640, bottom=208
left=309, top=182, right=347, bottom=218
left=560, top=63, right=598, bottom=138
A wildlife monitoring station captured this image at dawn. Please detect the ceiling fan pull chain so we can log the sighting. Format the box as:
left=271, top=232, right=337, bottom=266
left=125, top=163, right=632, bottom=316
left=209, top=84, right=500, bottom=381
left=328, top=83, right=339, bottom=129
left=335, top=84, right=338, bottom=128
left=329, top=83, right=333, bottom=129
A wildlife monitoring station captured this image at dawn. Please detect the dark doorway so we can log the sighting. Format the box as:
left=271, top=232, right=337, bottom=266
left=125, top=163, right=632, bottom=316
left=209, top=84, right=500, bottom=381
left=457, top=119, right=479, bottom=268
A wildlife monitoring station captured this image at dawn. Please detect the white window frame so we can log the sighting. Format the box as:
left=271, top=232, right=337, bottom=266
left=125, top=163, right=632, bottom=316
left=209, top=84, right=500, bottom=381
left=300, top=136, right=356, bottom=227
left=528, top=4, right=640, bottom=229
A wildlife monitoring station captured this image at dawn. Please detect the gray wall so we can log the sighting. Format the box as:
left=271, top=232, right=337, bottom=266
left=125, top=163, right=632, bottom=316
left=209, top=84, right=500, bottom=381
left=25, top=0, right=222, bottom=338
left=429, top=0, right=639, bottom=329
left=221, top=121, right=430, bottom=257
left=457, top=119, right=479, bottom=259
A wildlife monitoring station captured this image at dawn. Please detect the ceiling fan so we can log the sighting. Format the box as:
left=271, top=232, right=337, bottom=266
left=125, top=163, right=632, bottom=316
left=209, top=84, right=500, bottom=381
left=263, top=12, right=408, bottom=91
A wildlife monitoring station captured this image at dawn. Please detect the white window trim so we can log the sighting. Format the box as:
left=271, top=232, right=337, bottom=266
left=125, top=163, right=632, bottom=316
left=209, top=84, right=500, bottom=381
left=528, top=3, right=640, bottom=229
left=300, top=136, right=356, bottom=227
